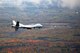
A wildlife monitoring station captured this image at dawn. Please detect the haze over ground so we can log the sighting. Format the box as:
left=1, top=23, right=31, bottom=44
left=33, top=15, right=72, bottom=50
left=0, top=0, right=80, bottom=53
left=0, top=0, right=80, bottom=38
left=0, top=0, right=80, bottom=25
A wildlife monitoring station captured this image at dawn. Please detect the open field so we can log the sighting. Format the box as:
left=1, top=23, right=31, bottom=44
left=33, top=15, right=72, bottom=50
left=0, top=1, right=80, bottom=53
left=0, top=24, right=80, bottom=53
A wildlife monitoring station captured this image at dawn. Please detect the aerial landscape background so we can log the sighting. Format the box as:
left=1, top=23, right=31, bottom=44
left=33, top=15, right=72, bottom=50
left=0, top=0, right=80, bottom=53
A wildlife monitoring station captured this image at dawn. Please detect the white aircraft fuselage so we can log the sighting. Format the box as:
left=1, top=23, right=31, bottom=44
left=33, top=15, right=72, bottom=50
left=12, top=20, right=43, bottom=30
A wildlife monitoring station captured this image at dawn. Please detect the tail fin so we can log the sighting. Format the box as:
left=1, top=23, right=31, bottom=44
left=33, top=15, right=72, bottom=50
left=12, top=20, right=19, bottom=31
left=12, top=20, right=16, bottom=27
